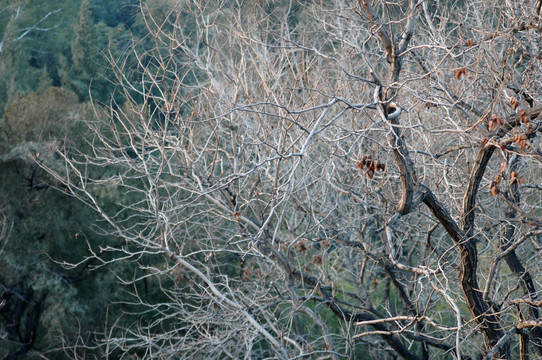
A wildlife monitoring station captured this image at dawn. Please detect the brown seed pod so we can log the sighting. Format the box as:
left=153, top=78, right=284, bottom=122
left=510, top=171, right=523, bottom=185
left=510, top=97, right=518, bottom=110
left=488, top=119, right=495, bottom=131
left=490, top=181, right=500, bottom=196
left=356, top=160, right=363, bottom=170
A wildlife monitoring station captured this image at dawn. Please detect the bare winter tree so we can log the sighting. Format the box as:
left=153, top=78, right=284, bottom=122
left=43, top=0, right=542, bottom=358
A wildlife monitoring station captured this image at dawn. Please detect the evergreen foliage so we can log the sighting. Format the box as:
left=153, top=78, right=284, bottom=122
left=0, top=1, right=142, bottom=357
left=71, top=0, right=97, bottom=78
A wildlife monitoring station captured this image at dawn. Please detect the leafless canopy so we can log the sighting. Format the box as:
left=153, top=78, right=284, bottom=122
left=44, top=0, right=542, bottom=359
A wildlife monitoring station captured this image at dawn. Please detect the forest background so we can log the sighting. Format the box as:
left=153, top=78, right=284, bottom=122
left=0, top=0, right=141, bottom=358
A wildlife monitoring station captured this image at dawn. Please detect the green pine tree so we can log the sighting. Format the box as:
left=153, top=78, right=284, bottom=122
left=37, top=66, right=53, bottom=93
left=71, top=0, right=97, bottom=78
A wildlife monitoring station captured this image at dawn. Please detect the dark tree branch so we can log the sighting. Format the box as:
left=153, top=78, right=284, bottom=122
left=501, top=157, right=542, bottom=355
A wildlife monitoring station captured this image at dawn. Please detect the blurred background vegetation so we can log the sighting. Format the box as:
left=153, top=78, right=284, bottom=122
left=0, top=1, right=143, bottom=358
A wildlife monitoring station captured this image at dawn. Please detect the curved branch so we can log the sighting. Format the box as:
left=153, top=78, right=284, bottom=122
left=454, top=105, right=542, bottom=355
left=374, top=87, right=418, bottom=215
left=460, top=146, right=496, bottom=233
left=422, top=186, right=506, bottom=355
